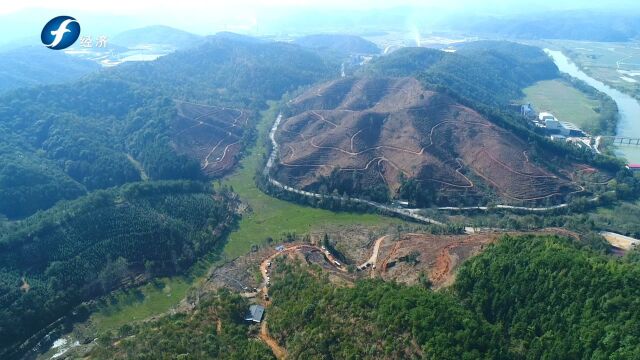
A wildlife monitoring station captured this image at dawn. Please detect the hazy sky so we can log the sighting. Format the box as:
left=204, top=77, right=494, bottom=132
left=1, top=0, right=638, bottom=46
left=2, top=0, right=638, bottom=15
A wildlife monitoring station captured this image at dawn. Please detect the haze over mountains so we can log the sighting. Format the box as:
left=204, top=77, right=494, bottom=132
left=111, top=25, right=205, bottom=49
left=0, top=46, right=100, bottom=93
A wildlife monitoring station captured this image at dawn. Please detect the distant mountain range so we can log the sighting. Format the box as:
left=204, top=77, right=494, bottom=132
left=448, top=11, right=640, bottom=42
left=111, top=25, right=205, bottom=49
left=0, top=46, right=100, bottom=93
left=293, top=34, right=380, bottom=55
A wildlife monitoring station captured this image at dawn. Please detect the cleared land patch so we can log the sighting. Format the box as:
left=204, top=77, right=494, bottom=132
left=274, top=77, right=598, bottom=206
left=172, top=100, right=250, bottom=176
left=374, top=228, right=580, bottom=288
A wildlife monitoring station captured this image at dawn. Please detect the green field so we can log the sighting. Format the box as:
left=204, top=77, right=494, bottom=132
left=90, top=276, right=191, bottom=332
left=86, top=102, right=403, bottom=333
left=522, top=79, right=601, bottom=132
left=220, top=102, right=404, bottom=258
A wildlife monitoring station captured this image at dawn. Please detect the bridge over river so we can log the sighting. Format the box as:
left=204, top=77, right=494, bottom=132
left=546, top=49, right=640, bottom=163
left=601, top=136, right=640, bottom=146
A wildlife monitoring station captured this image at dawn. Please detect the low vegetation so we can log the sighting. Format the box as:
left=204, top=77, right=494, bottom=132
left=90, top=290, right=274, bottom=359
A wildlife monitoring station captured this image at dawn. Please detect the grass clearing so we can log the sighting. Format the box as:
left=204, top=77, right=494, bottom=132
left=90, top=276, right=191, bottom=332
left=522, top=79, right=601, bottom=131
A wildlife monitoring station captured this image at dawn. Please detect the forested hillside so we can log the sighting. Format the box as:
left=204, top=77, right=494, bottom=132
left=0, top=35, right=338, bottom=219
left=455, top=235, right=640, bottom=358
left=108, top=35, right=338, bottom=106
left=91, top=235, right=640, bottom=359
left=365, top=41, right=558, bottom=107
left=0, top=181, right=236, bottom=356
left=267, top=262, right=502, bottom=359
left=0, top=46, right=100, bottom=94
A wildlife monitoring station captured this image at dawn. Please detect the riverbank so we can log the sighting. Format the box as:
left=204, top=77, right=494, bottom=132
left=545, top=49, right=640, bottom=163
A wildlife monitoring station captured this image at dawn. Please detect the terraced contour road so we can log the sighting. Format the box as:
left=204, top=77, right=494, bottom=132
left=265, top=113, right=601, bottom=234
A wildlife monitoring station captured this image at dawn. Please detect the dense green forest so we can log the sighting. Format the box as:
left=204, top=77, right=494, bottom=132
left=0, top=181, right=236, bottom=356
left=267, top=263, right=502, bottom=359
left=92, top=234, right=640, bottom=359
left=0, top=35, right=338, bottom=219
left=90, top=290, right=274, bottom=359
left=455, top=235, right=640, bottom=359
left=108, top=36, right=338, bottom=107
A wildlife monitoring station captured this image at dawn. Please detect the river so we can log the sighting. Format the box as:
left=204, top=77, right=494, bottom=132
left=545, top=49, right=640, bottom=164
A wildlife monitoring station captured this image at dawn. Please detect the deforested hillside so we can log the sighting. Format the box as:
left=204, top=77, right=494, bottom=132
left=273, top=77, right=605, bottom=207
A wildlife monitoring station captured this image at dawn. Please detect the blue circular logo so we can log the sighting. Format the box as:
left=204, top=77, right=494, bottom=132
left=41, top=16, right=81, bottom=50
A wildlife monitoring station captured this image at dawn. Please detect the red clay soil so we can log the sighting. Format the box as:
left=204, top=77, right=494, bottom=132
left=260, top=321, right=287, bottom=360
left=375, top=229, right=580, bottom=288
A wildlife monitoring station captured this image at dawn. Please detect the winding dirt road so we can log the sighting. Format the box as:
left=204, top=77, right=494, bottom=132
left=358, top=235, right=388, bottom=270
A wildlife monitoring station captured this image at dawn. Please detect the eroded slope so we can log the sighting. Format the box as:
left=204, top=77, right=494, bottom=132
left=274, top=77, right=587, bottom=205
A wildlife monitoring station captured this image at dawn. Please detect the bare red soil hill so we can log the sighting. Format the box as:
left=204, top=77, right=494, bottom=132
left=273, top=77, right=599, bottom=205
left=171, top=100, right=250, bottom=176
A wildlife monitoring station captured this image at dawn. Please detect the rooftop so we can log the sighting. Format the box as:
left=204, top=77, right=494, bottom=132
left=245, top=304, right=265, bottom=323
left=559, top=121, right=582, bottom=131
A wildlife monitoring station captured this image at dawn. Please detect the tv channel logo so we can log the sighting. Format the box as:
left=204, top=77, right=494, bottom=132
left=41, top=16, right=81, bottom=50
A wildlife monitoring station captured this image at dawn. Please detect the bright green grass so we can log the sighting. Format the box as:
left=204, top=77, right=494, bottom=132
left=90, top=276, right=191, bottom=332
left=220, top=102, right=403, bottom=259
left=89, top=255, right=222, bottom=333
left=523, top=79, right=601, bottom=132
